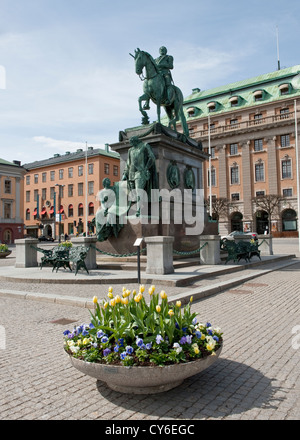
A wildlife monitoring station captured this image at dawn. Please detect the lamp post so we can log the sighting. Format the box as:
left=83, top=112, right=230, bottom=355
left=55, top=184, right=65, bottom=243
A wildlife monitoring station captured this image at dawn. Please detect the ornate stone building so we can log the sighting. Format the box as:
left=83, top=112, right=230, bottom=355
left=182, top=65, right=300, bottom=236
left=23, top=146, right=120, bottom=239
left=0, top=158, right=26, bottom=243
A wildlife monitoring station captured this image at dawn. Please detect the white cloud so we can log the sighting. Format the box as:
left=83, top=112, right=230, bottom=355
left=32, top=136, right=105, bottom=153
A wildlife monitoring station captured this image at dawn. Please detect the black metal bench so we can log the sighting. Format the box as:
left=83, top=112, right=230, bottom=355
left=220, top=239, right=261, bottom=264
left=34, top=245, right=90, bottom=275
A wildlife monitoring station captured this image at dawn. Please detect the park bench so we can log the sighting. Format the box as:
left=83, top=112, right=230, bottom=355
left=34, top=245, right=90, bottom=275
left=220, top=239, right=261, bottom=264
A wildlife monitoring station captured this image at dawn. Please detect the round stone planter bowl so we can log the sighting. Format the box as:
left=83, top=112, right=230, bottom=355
left=0, top=250, right=12, bottom=258
left=68, top=345, right=222, bottom=394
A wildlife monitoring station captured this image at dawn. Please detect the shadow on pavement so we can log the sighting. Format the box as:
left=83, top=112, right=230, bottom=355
left=96, top=358, right=283, bottom=419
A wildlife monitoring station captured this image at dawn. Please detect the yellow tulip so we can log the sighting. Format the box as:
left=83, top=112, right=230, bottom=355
left=115, top=295, right=121, bottom=304
left=92, top=296, right=98, bottom=304
left=108, top=286, right=113, bottom=293
left=126, top=289, right=131, bottom=297
left=168, top=309, right=174, bottom=317
left=160, top=290, right=167, bottom=299
left=156, top=305, right=161, bottom=313
left=108, top=292, right=113, bottom=299
left=103, top=302, right=108, bottom=309
left=132, top=289, right=137, bottom=296
left=110, top=299, right=116, bottom=307
left=190, top=296, right=193, bottom=303
left=139, top=284, right=145, bottom=293
left=121, top=297, right=128, bottom=305
left=134, top=293, right=142, bottom=303
left=176, top=301, right=181, bottom=308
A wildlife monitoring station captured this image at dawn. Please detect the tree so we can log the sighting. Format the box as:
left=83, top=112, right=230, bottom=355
left=205, top=197, right=231, bottom=221
left=252, top=194, right=281, bottom=234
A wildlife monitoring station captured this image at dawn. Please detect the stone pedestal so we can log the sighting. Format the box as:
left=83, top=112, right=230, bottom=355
left=199, top=235, right=221, bottom=265
left=71, top=236, right=98, bottom=269
left=145, top=236, right=174, bottom=274
left=257, top=235, right=273, bottom=255
left=15, top=238, right=39, bottom=268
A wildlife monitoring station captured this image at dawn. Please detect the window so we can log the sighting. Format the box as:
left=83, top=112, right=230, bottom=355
left=283, top=188, right=292, bottom=197
left=282, top=159, right=292, bottom=179
left=68, top=184, right=73, bottom=197
left=231, top=193, right=240, bottom=201
left=280, top=108, right=290, bottom=119
left=34, top=174, right=38, bottom=184
left=281, top=134, right=290, bottom=147
left=42, top=172, right=46, bottom=182
left=59, top=169, right=64, bottom=179
left=279, top=84, right=290, bottom=96
left=207, top=102, right=217, bottom=112
left=68, top=167, right=73, bottom=178
left=50, top=171, right=55, bottom=181
left=113, top=165, right=119, bottom=176
left=42, top=188, right=47, bottom=200
left=26, top=191, right=30, bottom=202
left=104, top=163, right=110, bottom=175
left=254, top=139, right=263, bottom=152
left=230, top=119, right=238, bottom=126
left=88, top=202, right=94, bottom=216
left=50, top=187, right=55, bottom=199
left=34, top=189, right=38, bottom=201
left=253, top=90, right=264, bottom=101
left=4, top=203, right=11, bottom=219
left=26, top=175, right=30, bottom=185
left=78, top=165, right=83, bottom=176
left=229, top=97, right=239, bottom=107
left=208, top=168, right=216, bottom=187
left=4, top=180, right=11, bottom=194
left=255, top=163, right=264, bottom=181
left=78, top=203, right=84, bottom=216
left=230, top=143, right=238, bottom=155
left=210, top=147, right=215, bottom=159
left=254, top=113, right=262, bottom=124
left=88, top=181, right=94, bottom=195
left=26, top=208, right=30, bottom=220
left=78, top=182, right=83, bottom=196
left=256, top=190, right=265, bottom=197
left=230, top=166, right=239, bottom=184
left=68, top=204, right=74, bottom=217
left=88, top=163, right=94, bottom=175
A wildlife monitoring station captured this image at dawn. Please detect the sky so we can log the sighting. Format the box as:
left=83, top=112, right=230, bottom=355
left=1, top=0, right=300, bottom=165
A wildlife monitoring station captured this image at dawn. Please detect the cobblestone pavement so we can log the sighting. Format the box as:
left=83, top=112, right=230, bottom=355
left=0, top=255, right=299, bottom=420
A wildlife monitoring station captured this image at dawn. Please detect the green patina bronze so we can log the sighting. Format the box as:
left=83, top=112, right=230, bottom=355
left=184, top=165, right=196, bottom=190
left=96, top=178, right=124, bottom=241
left=122, top=136, right=158, bottom=217
left=167, top=160, right=180, bottom=189
left=131, top=47, right=189, bottom=137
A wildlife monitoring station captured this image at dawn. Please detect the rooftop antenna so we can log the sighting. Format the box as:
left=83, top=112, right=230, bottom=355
left=276, top=25, right=281, bottom=70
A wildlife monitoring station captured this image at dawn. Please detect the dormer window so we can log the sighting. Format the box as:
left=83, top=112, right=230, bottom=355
left=229, top=96, right=239, bottom=107
left=253, top=90, right=264, bottom=101
left=278, top=83, right=291, bottom=95
left=186, top=106, right=200, bottom=118
left=207, top=101, right=218, bottom=112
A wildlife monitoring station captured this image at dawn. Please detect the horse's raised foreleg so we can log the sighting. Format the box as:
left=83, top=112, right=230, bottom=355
left=138, top=94, right=150, bottom=124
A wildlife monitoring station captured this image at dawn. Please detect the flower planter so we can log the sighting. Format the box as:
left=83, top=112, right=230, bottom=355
left=0, top=250, right=12, bottom=259
left=67, top=345, right=222, bottom=394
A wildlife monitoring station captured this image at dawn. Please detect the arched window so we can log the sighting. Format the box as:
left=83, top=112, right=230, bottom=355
left=26, top=208, right=30, bottom=221
left=68, top=204, right=73, bottom=217
left=88, top=202, right=94, bottom=216
left=78, top=203, right=84, bottom=216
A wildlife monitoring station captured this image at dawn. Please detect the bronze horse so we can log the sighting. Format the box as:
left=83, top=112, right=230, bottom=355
left=132, top=48, right=189, bottom=137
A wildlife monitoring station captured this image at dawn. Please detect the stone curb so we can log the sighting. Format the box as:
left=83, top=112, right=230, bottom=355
left=0, top=259, right=298, bottom=309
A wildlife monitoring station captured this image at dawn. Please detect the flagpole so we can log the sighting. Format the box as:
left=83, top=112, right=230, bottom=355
left=294, top=99, right=300, bottom=252
left=85, top=141, right=88, bottom=236
left=208, top=113, right=212, bottom=217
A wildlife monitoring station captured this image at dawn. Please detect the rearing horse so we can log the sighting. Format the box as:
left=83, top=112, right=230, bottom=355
left=132, top=48, right=189, bottom=137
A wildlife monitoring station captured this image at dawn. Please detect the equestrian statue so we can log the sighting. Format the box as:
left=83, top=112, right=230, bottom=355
left=130, top=46, right=189, bottom=137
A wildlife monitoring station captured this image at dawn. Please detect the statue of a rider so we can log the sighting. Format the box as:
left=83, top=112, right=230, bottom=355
left=155, top=46, right=175, bottom=106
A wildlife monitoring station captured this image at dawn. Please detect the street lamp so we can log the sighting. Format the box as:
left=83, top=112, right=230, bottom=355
left=55, top=184, right=65, bottom=243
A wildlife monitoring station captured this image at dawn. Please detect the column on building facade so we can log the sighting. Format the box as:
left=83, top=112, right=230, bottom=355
left=15, top=177, right=21, bottom=222
left=266, top=136, right=278, bottom=194
left=241, top=141, right=252, bottom=226
left=218, top=145, right=227, bottom=198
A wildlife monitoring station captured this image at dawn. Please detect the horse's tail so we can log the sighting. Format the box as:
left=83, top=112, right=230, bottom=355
left=179, top=107, right=189, bottom=137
